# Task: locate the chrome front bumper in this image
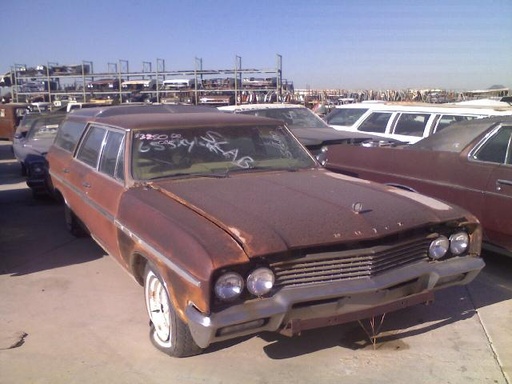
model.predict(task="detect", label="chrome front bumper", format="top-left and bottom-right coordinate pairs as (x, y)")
top-left (186, 256), bottom-right (484, 349)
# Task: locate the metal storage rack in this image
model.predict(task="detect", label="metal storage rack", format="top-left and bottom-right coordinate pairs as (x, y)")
top-left (9, 55), bottom-right (291, 107)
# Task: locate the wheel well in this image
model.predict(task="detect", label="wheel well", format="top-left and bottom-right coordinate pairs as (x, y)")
top-left (51, 188), bottom-right (65, 203)
top-left (130, 253), bottom-right (148, 286)
top-left (385, 183), bottom-right (418, 193)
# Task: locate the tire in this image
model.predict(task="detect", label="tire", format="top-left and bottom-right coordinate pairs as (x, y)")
top-left (144, 263), bottom-right (203, 357)
top-left (64, 204), bottom-right (88, 237)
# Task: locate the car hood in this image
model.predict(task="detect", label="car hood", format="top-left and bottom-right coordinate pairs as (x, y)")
top-left (152, 169), bottom-right (466, 258)
top-left (20, 138), bottom-right (54, 157)
top-left (292, 128), bottom-right (379, 148)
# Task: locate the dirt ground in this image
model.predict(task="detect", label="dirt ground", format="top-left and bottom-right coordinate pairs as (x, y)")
top-left (0, 140), bottom-right (510, 384)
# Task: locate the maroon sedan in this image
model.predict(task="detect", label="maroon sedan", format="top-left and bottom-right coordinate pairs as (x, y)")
top-left (324, 116), bottom-right (512, 255)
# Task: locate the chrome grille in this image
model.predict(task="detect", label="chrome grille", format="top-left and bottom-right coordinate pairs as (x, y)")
top-left (270, 237), bottom-right (431, 287)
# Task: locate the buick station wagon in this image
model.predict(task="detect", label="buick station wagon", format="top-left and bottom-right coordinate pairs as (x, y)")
top-left (46, 105), bottom-right (484, 357)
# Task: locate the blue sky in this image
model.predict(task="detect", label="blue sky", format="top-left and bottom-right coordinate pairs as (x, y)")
top-left (1, 0), bottom-right (511, 91)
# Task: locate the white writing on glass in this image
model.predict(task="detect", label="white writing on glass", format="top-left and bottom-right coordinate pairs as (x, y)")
top-left (135, 131), bottom-right (255, 168)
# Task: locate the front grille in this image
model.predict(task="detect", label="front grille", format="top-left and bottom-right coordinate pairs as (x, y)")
top-left (270, 237), bottom-right (431, 287)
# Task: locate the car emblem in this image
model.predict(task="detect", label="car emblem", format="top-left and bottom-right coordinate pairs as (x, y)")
top-left (352, 202), bottom-right (364, 214)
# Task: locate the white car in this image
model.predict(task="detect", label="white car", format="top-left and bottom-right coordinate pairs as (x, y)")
top-left (326, 102), bottom-right (512, 144)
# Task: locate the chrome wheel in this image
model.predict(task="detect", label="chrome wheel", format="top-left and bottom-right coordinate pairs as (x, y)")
top-left (145, 268), bottom-right (172, 348)
top-left (143, 264), bottom-right (203, 357)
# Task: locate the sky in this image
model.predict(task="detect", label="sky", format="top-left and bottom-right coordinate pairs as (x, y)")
top-left (1, 0), bottom-right (511, 91)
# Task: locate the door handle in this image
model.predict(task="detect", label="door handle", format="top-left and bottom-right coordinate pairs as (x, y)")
top-left (62, 168), bottom-right (70, 174)
top-left (82, 181), bottom-right (91, 188)
top-left (496, 179), bottom-right (512, 191)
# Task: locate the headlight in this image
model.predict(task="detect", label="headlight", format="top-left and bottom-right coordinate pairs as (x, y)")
top-left (449, 232), bottom-right (469, 255)
top-left (429, 236), bottom-right (449, 259)
top-left (214, 272), bottom-right (244, 301)
top-left (247, 268), bottom-right (275, 297)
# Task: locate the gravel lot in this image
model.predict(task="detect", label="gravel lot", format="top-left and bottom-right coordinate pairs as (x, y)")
top-left (0, 140), bottom-right (510, 384)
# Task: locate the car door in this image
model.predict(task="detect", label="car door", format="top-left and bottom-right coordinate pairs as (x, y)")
top-left (74, 124), bottom-right (126, 258)
top-left (471, 125), bottom-right (512, 251)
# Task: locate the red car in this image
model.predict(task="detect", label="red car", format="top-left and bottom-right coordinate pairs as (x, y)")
top-left (324, 116), bottom-right (512, 255)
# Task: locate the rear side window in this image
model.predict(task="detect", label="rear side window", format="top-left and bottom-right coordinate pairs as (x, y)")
top-left (472, 126), bottom-right (512, 164)
top-left (53, 120), bottom-right (88, 152)
top-left (357, 112), bottom-right (392, 133)
top-left (393, 113), bottom-right (430, 137)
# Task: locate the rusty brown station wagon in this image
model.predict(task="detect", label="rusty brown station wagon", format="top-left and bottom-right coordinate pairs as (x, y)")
top-left (324, 116), bottom-right (512, 256)
top-left (47, 104), bottom-right (484, 357)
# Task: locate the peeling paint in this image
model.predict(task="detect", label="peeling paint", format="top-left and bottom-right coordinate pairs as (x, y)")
top-left (389, 188), bottom-right (452, 211)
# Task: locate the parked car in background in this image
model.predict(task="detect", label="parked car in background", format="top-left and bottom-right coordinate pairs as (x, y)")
top-left (324, 115), bottom-right (512, 255)
top-left (218, 103), bottom-right (392, 162)
top-left (12, 112), bottom-right (66, 196)
top-left (46, 104), bottom-right (483, 357)
top-left (327, 102), bottom-right (512, 144)
top-left (0, 103), bottom-right (29, 140)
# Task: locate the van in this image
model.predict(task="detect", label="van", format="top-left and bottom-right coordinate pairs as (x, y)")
top-left (162, 79), bottom-right (197, 90)
top-left (326, 102), bottom-right (512, 143)
top-left (0, 103), bottom-right (29, 140)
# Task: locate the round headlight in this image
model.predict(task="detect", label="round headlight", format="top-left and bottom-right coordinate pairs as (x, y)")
top-left (214, 272), bottom-right (244, 301)
top-left (450, 232), bottom-right (469, 255)
top-left (247, 267), bottom-right (275, 297)
top-left (429, 236), bottom-right (449, 260)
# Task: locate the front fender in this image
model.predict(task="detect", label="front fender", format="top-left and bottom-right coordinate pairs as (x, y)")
top-left (116, 187), bottom-right (249, 314)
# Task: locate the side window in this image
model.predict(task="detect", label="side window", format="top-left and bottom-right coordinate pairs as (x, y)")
top-left (434, 115), bottom-right (476, 133)
top-left (54, 120), bottom-right (88, 152)
top-left (76, 126), bottom-right (107, 168)
top-left (99, 131), bottom-right (125, 180)
top-left (357, 112), bottom-right (392, 133)
top-left (393, 113), bottom-right (430, 137)
top-left (472, 126), bottom-right (512, 164)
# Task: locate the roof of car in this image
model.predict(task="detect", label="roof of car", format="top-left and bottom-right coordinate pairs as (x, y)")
top-left (66, 104), bottom-right (283, 130)
top-left (335, 101), bottom-right (512, 115)
top-left (218, 103), bottom-right (306, 112)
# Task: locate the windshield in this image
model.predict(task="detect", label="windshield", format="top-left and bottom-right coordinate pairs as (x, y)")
top-left (131, 124), bottom-right (317, 180)
top-left (27, 114), bottom-right (65, 140)
top-left (412, 118), bottom-right (499, 152)
top-left (239, 108), bottom-right (328, 129)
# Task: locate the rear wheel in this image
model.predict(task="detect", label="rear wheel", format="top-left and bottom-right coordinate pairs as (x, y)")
top-left (144, 263), bottom-right (203, 357)
top-left (64, 204), bottom-right (88, 237)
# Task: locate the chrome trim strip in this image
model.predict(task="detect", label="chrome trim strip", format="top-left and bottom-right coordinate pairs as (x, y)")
top-left (497, 179), bottom-right (512, 187)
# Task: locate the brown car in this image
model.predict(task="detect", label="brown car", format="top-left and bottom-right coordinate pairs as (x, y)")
top-left (324, 115), bottom-right (512, 255)
top-left (0, 103), bottom-right (29, 140)
top-left (47, 104), bottom-right (484, 357)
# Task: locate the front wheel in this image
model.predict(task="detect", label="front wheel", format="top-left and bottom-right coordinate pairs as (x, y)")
top-left (144, 264), bottom-right (203, 357)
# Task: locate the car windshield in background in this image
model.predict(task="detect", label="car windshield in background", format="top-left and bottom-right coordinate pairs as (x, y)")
top-left (325, 107), bottom-right (370, 126)
top-left (412, 118), bottom-right (498, 152)
top-left (131, 124), bottom-right (316, 180)
top-left (239, 108), bottom-right (328, 129)
top-left (28, 115), bottom-right (64, 140)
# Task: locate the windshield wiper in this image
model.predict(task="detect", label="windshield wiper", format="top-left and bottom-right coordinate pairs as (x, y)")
top-left (148, 171), bottom-right (229, 180)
